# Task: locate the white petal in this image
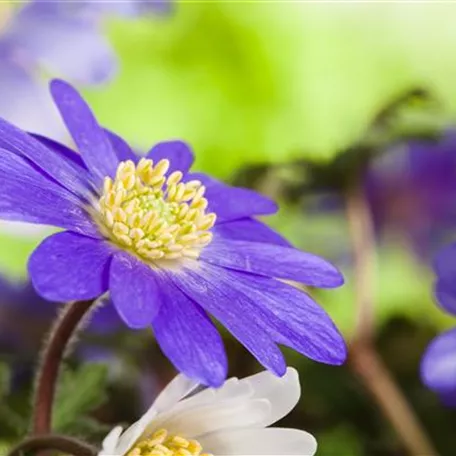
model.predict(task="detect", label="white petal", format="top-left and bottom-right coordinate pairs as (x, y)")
top-left (169, 367), bottom-right (299, 427)
top-left (140, 377), bottom-right (253, 439)
top-left (127, 369), bottom-right (301, 455)
top-left (98, 426), bottom-right (123, 456)
top-left (158, 398), bottom-right (272, 439)
top-left (215, 377), bottom-right (252, 401)
top-left (110, 403), bottom-right (160, 456)
top-left (152, 374), bottom-right (200, 413)
top-left (198, 428), bottom-right (317, 456)
top-left (248, 367), bottom-right (301, 427)
top-left (167, 377), bottom-right (253, 416)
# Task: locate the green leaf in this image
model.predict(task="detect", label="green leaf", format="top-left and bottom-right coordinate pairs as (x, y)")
top-left (0, 226), bottom-right (56, 280)
top-left (319, 245), bottom-right (453, 337)
top-left (268, 204), bottom-right (453, 336)
top-left (53, 364), bottom-right (108, 432)
top-left (0, 232), bottom-right (42, 279)
top-left (84, 3), bottom-right (421, 178)
top-left (316, 426), bottom-right (363, 456)
top-left (0, 363), bottom-right (10, 398)
top-left (0, 364), bottom-right (28, 438)
top-left (0, 404), bottom-right (27, 438)
top-left (0, 441), bottom-right (12, 456)
top-left (60, 417), bottom-right (113, 443)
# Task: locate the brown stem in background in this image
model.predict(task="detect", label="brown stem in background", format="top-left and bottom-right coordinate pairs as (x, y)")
top-left (32, 299), bottom-right (95, 435)
top-left (7, 434), bottom-right (97, 456)
top-left (346, 182), bottom-right (438, 456)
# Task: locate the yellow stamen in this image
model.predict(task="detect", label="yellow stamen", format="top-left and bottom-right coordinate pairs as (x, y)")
top-left (98, 159), bottom-right (216, 261)
top-left (127, 429), bottom-right (213, 456)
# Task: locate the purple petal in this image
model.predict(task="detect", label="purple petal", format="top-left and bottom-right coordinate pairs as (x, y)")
top-left (109, 252), bottom-right (162, 329)
top-left (29, 231), bottom-right (113, 302)
top-left (0, 58), bottom-right (68, 141)
top-left (99, 0), bottom-right (172, 16)
top-left (0, 115), bottom-right (91, 198)
top-left (435, 279), bottom-right (456, 316)
top-left (168, 268), bottom-right (286, 376)
top-left (188, 173), bottom-right (278, 222)
top-left (147, 141), bottom-right (194, 175)
top-left (213, 218), bottom-right (291, 247)
top-left (88, 298), bottom-right (122, 334)
top-left (200, 239), bottom-right (344, 288)
top-left (152, 276), bottom-right (227, 387)
top-left (31, 134), bottom-right (86, 169)
top-left (50, 79), bottom-right (119, 185)
top-left (434, 242), bottom-right (456, 282)
top-left (211, 267), bottom-right (346, 365)
top-left (0, 148), bottom-right (98, 236)
top-left (7, 4), bottom-right (116, 85)
top-left (440, 391), bottom-right (456, 407)
top-left (105, 129), bottom-right (137, 162)
top-left (421, 328), bottom-right (456, 395)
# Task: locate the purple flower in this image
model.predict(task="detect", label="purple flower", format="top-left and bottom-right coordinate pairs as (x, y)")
top-left (0, 79), bottom-right (346, 386)
top-left (0, 275), bottom-right (121, 369)
top-left (366, 131), bottom-right (456, 259)
top-left (421, 243), bottom-right (456, 405)
top-left (421, 329), bottom-right (456, 407)
top-left (0, 276), bottom-right (121, 337)
top-left (0, 0), bottom-right (166, 139)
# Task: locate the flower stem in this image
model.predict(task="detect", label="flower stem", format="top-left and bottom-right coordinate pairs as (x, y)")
top-left (7, 434), bottom-right (97, 456)
top-left (32, 299), bottom-right (95, 435)
top-left (345, 182), bottom-right (438, 456)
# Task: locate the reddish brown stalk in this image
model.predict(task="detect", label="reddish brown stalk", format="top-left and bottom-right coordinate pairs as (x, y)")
top-left (7, 434), bottom-right (97, 456)
top-left (346, 182), bottom-right (438, 456)
top-left (32, 299), bottom-right (95, 435)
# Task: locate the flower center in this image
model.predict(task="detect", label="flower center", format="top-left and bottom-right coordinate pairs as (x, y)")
top-left (98, 159), bottom-right (216, 261)
top-left (127, 429), bottom-right (212, 456)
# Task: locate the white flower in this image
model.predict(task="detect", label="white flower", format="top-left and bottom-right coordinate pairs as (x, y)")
top-left (99, 367), bottom-right (317, 456)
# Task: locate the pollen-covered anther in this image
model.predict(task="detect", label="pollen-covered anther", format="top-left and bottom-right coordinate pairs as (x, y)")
top-left (127, 429), bottom-right (213, 456)
top-left (98, 159), bottom-right (216, 261)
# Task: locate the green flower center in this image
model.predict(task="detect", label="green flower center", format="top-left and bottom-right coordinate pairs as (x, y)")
top-left (98, 159), bottom-right (216, 261)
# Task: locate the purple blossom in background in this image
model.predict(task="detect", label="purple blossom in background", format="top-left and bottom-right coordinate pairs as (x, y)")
top-left (0, 275), bottom-right (121, 370)
top-left (0, 0), bottom-right (167, 140)
top-left (421, 244), bottom-right (456, 406)
top-left (366, 131), bottom-right (456, 259)
top-left (0, 79), bottom-right (346, 387)
top-left (0, 277), bottom-right (56, 356)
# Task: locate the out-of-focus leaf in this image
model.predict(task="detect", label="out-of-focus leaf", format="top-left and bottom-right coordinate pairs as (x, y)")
top-left (316, 426), bottom-right (363, 456)
top-left (53, 364), bottom-right (108, 432)
top-left (0, 405), bottom-right (27, 438)
top-left (0, 225), bottom-right (56, 279)
top-left (269, 204), bottom-right (453, 336)
top-left (318, 245), bottom-right (453, 337)
top-left (0, 365), bottom-right (27, 438)
top-left (0, 441), bottom-right (11, 455)
top-left (392, 3), bottom-right (456, 116)
top-left (85, 3), bottom-right (420, 177)
top-left (61, 417), bottom-right (113, 443)
top-left (0, 232), bottom-right (40, 279)
top-left (0, 363), bottom-right (10, 398)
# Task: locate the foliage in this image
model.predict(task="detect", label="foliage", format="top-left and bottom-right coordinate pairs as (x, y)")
top-left (53, 364), bottom-right (110, 440)
top-left (84, 2), bottom-right (456, 178)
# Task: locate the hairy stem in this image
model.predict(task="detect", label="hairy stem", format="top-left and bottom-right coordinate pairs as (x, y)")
top-left (32, 299), bottom-right (95, 435)
top-left (346, 182), bottom-right (438, 456)
top-left (7, 434), bottom-right (97, 456)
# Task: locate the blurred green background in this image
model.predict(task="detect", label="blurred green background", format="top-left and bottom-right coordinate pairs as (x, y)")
top-left (2, 2), bottom-right (456, 455)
